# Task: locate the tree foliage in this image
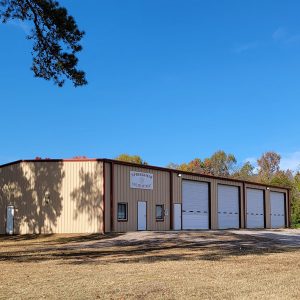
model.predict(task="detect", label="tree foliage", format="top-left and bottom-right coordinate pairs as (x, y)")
top-left (177, 158), bottom-right (203, 173)
top-left (0, 0), bottom-right (87, 87)
top-left (115, 154), bottom-right (148, 165)
top-left (171, 151), bottom-right (237, 177)
top-left (257, 151), bottom-right (281, 182)
top-left (232, 161), bottom-right (254, 180)
top-left (203, 151), bottom-right (237, 177)
top-left (292, 173), bottom-right (300, 225)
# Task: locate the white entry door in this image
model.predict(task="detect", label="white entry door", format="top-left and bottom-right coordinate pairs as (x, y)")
top-left (6, 206), bottom-right (14, 235)
top-left (246, 189), bottom-right (265, 228)
top-left (173, 203), bottom-right (182, 230)
top-left (182, 180), bottom-right (209, 229)
top-left (217, 185), bottom-right (240, 229)
top-left (270, 192), bottom-right (285, 228)
top-left (137, 201), bottom-right (147, 230)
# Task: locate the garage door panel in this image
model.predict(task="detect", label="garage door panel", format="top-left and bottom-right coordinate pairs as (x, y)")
top-left (182, 181), bottom-right (209, 230)
top-left (182, 212), bottom-right (208, 229)
top-left (218, 185), bottom-right (239, 229)
top-left (246, 189), bottom-right (264, 228)
top-left (270, 192), bottom-right (285, 228)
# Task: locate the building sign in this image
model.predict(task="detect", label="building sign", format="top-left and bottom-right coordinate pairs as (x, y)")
top-left (130, 171), bottom-right (153, 190)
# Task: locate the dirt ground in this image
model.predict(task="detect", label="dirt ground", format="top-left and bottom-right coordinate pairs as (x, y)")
top-left (0, 230), bottom-right (300, 300)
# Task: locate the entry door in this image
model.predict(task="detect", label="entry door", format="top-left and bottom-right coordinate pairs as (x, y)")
top-left (217, 185), bottom-right (240, 229)
top-left (6, 206), bottom-right (14, 235)
top-left (137, 201), bottom-right (147, 230)
top-left (173, 203), bottom-right (182, 230)
top-left (246, 189), bottom-right (265, 228)
top-left (270, 192), bottom-right (285, 228)
top-left (182, 180), bottom-right (209, 229)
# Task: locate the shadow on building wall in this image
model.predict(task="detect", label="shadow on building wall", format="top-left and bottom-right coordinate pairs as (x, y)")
top-left (70, 163), bottom-right (103, 227)
top-left (0, 162), bottom-right (65, 234)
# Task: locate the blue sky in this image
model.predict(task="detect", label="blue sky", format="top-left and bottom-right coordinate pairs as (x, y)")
top-left (1, 0), bottom-right (300, 169)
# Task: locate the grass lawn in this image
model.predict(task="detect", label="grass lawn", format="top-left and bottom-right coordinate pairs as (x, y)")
top-left (0, 231), bottom-right (299, 299)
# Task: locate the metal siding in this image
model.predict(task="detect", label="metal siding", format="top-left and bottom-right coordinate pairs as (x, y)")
top-left (114, 164), bottom-right (170, 232)
top-left (104, 162), bottom-right (111, 232)
top-left (0, 163), bottom-right (28, 234)
top-left (244, 184), bottom-right (287, 229)
top-left (211, 179), bottom-right (217, 229)
top-left (172, 175), bottom-right (244, 230)
top-left (0, 161), bottom-right (104, 234)
top-left (0, 159), bottom-right (291, 234)
top-left (112, 169), bottom-right (288, 232)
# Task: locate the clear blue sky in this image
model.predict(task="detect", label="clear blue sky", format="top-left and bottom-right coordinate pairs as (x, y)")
top-left (1, 0), bottom-right (300, 169)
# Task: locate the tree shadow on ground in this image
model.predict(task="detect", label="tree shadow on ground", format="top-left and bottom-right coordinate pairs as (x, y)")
top-left (0, 234), bottom-right (54, 242)
top-left (0, 233), bottom-right (122, 248)
top-left (0, 231), bottom-right (299, 265)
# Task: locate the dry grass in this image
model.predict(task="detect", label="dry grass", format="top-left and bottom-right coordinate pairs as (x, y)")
top-left (0, 231), bottom-right (299, 299)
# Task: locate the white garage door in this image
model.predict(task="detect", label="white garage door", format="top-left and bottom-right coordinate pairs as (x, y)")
top-left (218, 185), bottom-right (239, 229)
top-left (270, 192), bottom-right (286, 228)
top-left (246, 189), bottom-right (264, 228)
top-left (182, 181), bottom-right (209, 229)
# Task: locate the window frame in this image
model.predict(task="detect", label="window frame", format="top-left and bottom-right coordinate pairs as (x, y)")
top-left (155, 204), bottom-right (165, 222)
top-left (117, 202), bottom-right (128, 222)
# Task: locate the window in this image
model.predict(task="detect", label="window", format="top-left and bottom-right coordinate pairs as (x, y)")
top-left (117, 203), bottom-right (128, 221)
top-left (156, 204), bottom-right (164, 221)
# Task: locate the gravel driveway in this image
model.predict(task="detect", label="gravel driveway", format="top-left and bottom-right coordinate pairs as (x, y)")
top-left (231, 229), bottom-right (300, 247)
top-left (60, 228), bottom-right (300, 250)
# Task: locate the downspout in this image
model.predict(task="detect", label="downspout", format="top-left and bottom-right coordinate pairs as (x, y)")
top-left (102, 161), bottom-right (106, 233)
top-left (287, 189), bottom-right (291, 228)
top-left (110, 162), bottom-right (114, 232)
top-left (242, 182), bottom-right (246, 229)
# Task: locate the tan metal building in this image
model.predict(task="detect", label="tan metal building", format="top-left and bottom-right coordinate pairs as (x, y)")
top-left (0, 158), bottom-right (290, 235)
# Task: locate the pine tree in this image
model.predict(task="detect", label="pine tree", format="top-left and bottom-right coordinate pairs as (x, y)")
top-left (0, 0), bottom-right (87, 87)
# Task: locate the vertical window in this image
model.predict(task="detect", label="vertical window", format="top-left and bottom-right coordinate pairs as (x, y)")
top-left (156, 204), bottom-right (164, 221)
top-left (117, 203), bottom-right (128, 221)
